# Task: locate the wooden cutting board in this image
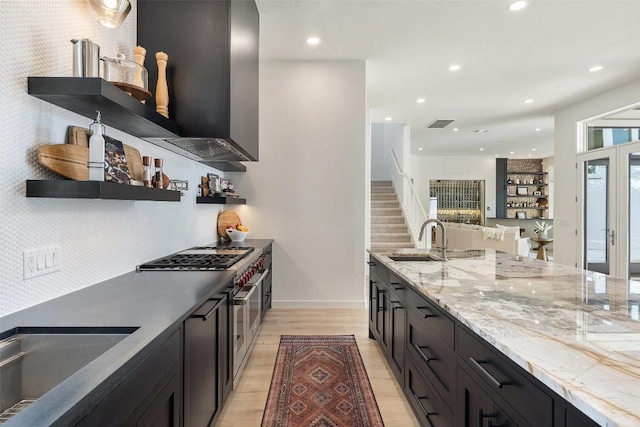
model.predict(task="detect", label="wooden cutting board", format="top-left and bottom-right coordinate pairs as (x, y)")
top-left (38, 144), bottom-right (90, 180)
top-left (67, 126), bottom-right (144, 181)
top-left (217, 211), bottom-right (241, 239)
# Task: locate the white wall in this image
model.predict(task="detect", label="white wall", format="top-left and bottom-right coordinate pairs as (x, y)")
top-left (0, 0), bottom-right (232, 316)
top-left (234, 60), bottom-right (367, 308)
top-left (554, 77), bottom-right (640, 268)
top-left (410, 156), bottom-right (497, 219)
top-left (371, 124), bottom-right (387, 180)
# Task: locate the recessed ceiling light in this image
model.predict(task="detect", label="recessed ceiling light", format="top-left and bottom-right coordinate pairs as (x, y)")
top-left (535, 128), bottom-right (541, 132)
top-left (479, 148), bottom-right (485, 151)
top-left (528, 154), bottom-right (533, 157)
top-left (419, 147), bottom-right (423, 151)
top-left (448, 65), bottom-right (461, 71)
top-left (306, 37), bottom-right (320, 45)
top-left (495, 154), bottom-right (499, 157)
top-left (453, 128), bottom-right (459, 132)
top-left (417, 98), bottom-right (426, 103)
top-left (532, 148), bottom-right (537, 152)
top-left (589, 65), bottom-right (603, 72)
top-left (385, 117), bottom-right (392, 121)
top-left (508, 1), bottom-right (527, 11)
top-left (523, 99), bottom-right (534, 104)
top-left (510, 151), bottom-right (515, 154)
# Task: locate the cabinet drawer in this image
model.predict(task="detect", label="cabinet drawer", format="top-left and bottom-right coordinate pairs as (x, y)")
top-left (405, 353), bottom-right (454, 427)
top-left (458, 327), bottom-right (553, 427)
top-left (368, 256), bottom-right (389, 284)
top-left (388, 271), bottom-right (406, 302)
top-left (406, 288), bottom-right (455, 350)
top-left (406, 308), bottom-right (455, 409)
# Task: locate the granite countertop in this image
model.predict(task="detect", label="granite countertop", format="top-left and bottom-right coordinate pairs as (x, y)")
top-left (0, 239), bottom-right (273, 426)
top-left (370, 248), bottom-right (640, 427)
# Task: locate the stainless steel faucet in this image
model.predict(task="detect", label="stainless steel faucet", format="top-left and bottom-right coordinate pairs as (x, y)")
top-left (418, 218), bottom-right (447, 251)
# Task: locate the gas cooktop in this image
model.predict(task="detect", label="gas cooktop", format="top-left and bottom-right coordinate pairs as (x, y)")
top-left (137, 246), bottom-right (254, 271)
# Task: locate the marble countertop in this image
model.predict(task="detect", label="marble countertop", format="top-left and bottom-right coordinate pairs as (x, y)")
top-left (370, 249), bottom-right (640, 427)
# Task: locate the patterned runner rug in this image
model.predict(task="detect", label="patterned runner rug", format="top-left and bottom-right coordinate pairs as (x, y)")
top-left (261, 335), bottom-right (384, 427)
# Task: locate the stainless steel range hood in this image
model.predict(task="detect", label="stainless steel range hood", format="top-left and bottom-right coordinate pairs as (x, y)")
top-left (144, 137), bottom-right (252, 162)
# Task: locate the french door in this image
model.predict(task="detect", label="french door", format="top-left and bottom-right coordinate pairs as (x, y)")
top-left (579, 141), bottom-right (640, 279)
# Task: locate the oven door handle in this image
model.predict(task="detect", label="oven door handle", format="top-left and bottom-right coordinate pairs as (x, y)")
top-left (234, 284), bottom-right (258, 304)
top-left (248, 268), bottom-right (270, 286)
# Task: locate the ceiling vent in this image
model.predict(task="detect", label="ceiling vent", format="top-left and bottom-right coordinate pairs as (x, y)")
top-left (474, 129), bottom-right (489, 133)
top-left (425, 119), bottom-right (455, 129)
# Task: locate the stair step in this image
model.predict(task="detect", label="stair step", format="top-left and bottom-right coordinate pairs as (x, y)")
top-left (371, 217), bottom-right (405, 225)
top-left (371, 181), bottom-right (392, 188)
top-left (371, 201), bottom-right (400, 209)
top-left (371, 233), bottom-right (412, 243)
top-left (370, 242), bottom-right (415, 250)
top-left (371, 224), bottom-right (408, 233)
top-left (372, 208), bottom-right (402, 217)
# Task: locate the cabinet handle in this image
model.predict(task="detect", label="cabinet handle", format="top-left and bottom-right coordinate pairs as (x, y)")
top-left (390, 301), bottom-right (403, 310)
top-left (367, 261), bottom-right (376, 266)
top-left (416, 306), bottom-right (436, 318)
top-left (190, 298), bottom-right (225, 321)
top-left (412, 393), bottom-right (437, 418)
top-left (413, 343), bottom-right (434, 363)
top-left (469, 357), bottom-right (504, 389)
top-left (391, 283), bottom-right (404, 291)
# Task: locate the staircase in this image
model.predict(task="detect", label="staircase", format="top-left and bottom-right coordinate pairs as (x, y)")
top-left (370, 181), bottom-right (414, 250)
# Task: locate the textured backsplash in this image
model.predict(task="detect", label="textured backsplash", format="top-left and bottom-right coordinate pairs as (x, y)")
top-left (0, 0), bottom-right (228, 316)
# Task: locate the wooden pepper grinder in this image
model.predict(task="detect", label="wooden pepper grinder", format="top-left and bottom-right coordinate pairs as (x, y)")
top-left (133, 45), bottom-right (147, 102)
top-left (155, 51), bottom-right (169, 118)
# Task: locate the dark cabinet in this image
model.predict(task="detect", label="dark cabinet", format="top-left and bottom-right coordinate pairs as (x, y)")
top-left (405, 353), bottom-right (454, 427)
top-left (457, 365), bottom-right (517, 427)
top-left (368, 257), bottom-right (600, 427)
top-left (138, 0), bottom-right (259, 165)
top-left (75, 329), bottom-right (182, 427)
top-left (184, 289), bottom-right (233, 427)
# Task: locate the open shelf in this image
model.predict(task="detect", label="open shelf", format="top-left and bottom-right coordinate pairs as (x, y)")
top-left (27, 77), bottom-right (246, 172)
top-left (196, 196), bottom-right (246, 205)
top-left (28, 77), bottom-right (179, 138)
top-left (507, 171), bottom-right (548, 175)
top-left (26, 180), bottom-right (182, 202)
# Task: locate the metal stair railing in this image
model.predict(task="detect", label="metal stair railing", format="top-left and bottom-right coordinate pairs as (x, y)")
top-left (390, 149), bottom-right (428, 248)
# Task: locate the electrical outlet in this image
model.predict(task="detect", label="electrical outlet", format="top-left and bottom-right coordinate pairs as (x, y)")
top-left (23, 246), bottom-right (61, 280)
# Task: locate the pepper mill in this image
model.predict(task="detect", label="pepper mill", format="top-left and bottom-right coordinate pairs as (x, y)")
top-left (155, 51), bottom-right (169, 118)
top-left (142, 156), bottom-right (152, 188)
top-left (133, 45), bottom-right (147, 102)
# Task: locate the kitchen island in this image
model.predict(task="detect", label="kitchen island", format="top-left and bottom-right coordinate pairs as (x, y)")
top-left (369, 249), bottom-right (640, 427)
top-left (0, 239), bottom-right (273, 426)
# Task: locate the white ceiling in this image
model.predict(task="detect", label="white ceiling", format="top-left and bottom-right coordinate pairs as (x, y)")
top-left (256, 0), bottom-right (640, 159)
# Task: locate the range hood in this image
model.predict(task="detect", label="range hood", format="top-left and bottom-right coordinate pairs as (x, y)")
top-left (138, 0), bottom-right (259, 170)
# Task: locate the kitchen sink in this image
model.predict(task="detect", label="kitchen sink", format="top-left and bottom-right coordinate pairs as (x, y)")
top-left (387, 248), bottom-right (486, 262)
top-left (0, 326), bottom-right (137, 424)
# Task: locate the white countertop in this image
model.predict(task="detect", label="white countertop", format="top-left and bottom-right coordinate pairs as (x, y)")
top-left (370, 249), bottom-right (640, 427)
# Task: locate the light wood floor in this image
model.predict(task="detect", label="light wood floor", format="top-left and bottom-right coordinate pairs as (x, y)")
top-left (216, 308), bottom-right (420, 426)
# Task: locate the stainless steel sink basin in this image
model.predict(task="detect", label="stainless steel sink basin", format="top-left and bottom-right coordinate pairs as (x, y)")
top-left (387, 248), bottom-right (486, 262)
top-left (0, 326), bottom-right (137, 424)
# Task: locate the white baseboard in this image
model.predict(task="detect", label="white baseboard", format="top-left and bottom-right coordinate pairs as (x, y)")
top-left (272, 300), bottom-right (366, 309)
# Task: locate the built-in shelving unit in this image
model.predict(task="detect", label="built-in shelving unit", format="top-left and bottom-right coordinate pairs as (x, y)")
top-left (196, 197), bottom-right (246, 205)
top-left (496, 159), bottom-right (550, 219)
top-left (26, 180), bottom-right (181, 202)
top-left (27, 77), bottom-right (246, 172)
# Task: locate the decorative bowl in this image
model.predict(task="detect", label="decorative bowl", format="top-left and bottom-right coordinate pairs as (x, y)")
top-left (226, 229), bottom-right (249, 242)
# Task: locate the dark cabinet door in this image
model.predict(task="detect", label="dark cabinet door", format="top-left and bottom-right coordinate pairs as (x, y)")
top-left (133, 371), bottom-right (180, 427)
top-left (369, 277), bottom-right (378, 338)
top-left (389, 297), bottom-right (405, 386)
top-left (405, 353), bottom-right (454, 427)
top-left (457, 366), bottom-right (517, 427)
top-left (376, 282), bottom-right (389, 352)
top-left (184, 296), bottom-right (229, 427)
top-left (218, 291), bottom-right (234, 405)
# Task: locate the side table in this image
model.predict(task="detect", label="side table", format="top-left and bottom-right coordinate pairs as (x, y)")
top-left (531, 238), bottom-right (553, 261)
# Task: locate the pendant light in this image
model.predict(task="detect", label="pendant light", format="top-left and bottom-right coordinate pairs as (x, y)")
top-left (88, 0), bottom-right (131, 29)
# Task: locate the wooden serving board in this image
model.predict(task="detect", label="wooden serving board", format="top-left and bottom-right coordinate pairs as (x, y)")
top-left (67, 126), bottom-right (144, 181)
top-left (217, 210), bottom-right (241, 239)
top-left (38, 144), bottom-right (90, 180)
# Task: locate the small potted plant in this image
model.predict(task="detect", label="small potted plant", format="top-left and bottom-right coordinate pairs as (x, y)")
top-left (534, 221), bottom-right (553, 239)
